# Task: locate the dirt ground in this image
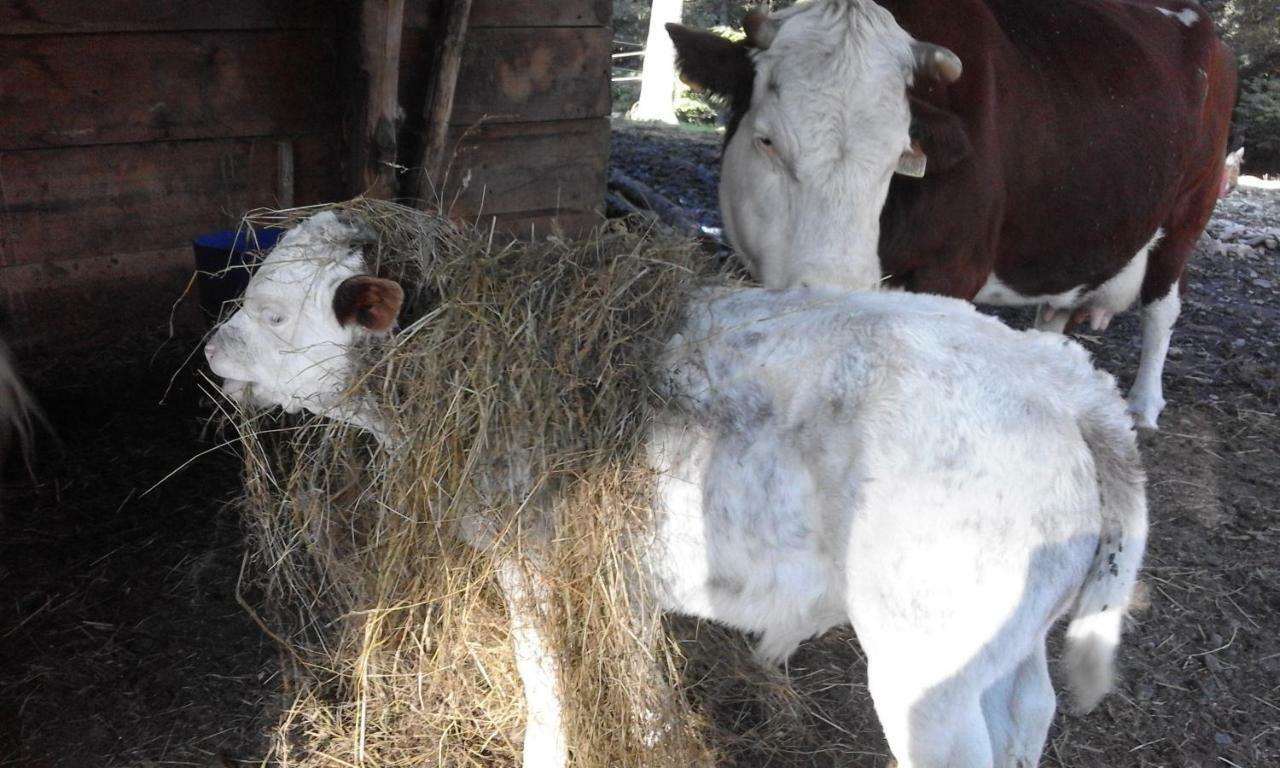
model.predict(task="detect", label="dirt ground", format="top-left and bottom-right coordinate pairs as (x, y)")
top-left (1, 122), bottom-right (1277, 767)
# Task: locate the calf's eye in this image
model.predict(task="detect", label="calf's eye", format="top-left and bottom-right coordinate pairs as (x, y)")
top-left (266, 311), bottom-right (286, 327)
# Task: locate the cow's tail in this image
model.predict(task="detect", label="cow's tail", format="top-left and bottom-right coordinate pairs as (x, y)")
top-left (1062, 403), bottom-right (1148, 714)
top-left (0, 337), bottom-right (42, 474)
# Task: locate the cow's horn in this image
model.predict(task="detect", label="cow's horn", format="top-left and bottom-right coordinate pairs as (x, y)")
top-left (744, 9), bottom-right (779, 49)
top-left (911, 42), bottom-right (963, 83)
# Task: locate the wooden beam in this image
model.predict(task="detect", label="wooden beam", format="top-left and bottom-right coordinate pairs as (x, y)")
top-left (607, 171), bottom-right (700, 237)
top-left (414, 0), bottom-right (474, 205)
top-left (349, 0), bottom-right (406, 199)
top-left (0, 1), bottom-right (336, 35)
top-left (0, 136), bottom-right (342, 268)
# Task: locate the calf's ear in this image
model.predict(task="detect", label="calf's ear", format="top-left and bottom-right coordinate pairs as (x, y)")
top-left (666, 23), bottom-right (754, 101)
top-left (333, 276), bottom-right (404, 333)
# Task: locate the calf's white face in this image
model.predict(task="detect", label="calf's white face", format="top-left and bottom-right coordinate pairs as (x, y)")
top-left (670, 0), bottom-right (961, 290)
top-left (204, 212), bottom-right (402, 422)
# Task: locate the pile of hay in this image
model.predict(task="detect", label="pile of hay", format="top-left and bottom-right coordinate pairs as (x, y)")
top-left (224, 200), bottom-right (726, 766)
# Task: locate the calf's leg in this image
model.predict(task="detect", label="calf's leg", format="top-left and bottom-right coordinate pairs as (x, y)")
top-left (868, 659), bottom-right (994, 768)
top-left (982, 642), bottom-right (1055, 768)
top-left (494, 556), bottom-right (569, 768)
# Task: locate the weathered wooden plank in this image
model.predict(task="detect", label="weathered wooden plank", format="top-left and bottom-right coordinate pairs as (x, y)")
top-left (403, 0), bottom-right (610, 29)
top-left (0, 1), bottom-right (337, 34)
top-left (0, 32), bottom-right (339, 150)
top-left (414, 0), bottom-right (473, 201)
top-left (432, 118), bottom-right (608, 219)
top-left (0, 208), bottom-right (600, 351)
top-left (0, 0), bottom-right (608, 34)
top-left (0, 247), bottom-right (202, 350)
top-left (400, 27), bottom-right (610, 126)
top-left (0, 136), bottom-right (342, 268)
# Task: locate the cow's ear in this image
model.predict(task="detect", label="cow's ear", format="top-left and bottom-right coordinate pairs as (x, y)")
top-left (905, 97), bottom-right (972, 174)
top-left (666, 23), bottom-right (754, 101)
top-left (333, 276), bottom-right (403, 333)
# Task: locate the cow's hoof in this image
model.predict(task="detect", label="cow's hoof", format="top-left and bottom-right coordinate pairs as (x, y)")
top-left (1125, 395), bottom-right (1163, 431)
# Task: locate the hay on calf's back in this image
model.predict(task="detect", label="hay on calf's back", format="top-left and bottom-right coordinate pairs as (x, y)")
top-left (228, 200), bottom-right (721, 767)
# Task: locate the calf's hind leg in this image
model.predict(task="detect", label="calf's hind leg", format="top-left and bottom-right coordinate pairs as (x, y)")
top-left (981, 642), bottom-right (1055, 768)
top-left (868, 659), bottom-right (994, 768)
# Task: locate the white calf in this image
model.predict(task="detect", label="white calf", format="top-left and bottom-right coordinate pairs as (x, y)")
top-left (206, 213), bottom-right (1148, 768)
top-left (203, 212), bottom-right (402, 443)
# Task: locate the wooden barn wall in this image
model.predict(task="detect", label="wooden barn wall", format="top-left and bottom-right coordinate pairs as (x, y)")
top-left (0, 0), bottom-right (612, 351)
top-left (0, 2), bottom-right (345, 350)
top-left (398, 0), bottom-right (612, 237)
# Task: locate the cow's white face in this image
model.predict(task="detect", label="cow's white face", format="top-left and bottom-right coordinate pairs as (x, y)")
top-left (723, 1), bottom-right (916, 290)
top-left (670, 0), bottom-right (961, 291)
top-left (204, 212), bottom-right (402, 433)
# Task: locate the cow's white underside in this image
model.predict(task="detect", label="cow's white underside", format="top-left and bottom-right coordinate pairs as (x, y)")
top-left (972, 229), bottom-right (1173, 428)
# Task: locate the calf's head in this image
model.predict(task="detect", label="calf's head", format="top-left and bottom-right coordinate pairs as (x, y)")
top-left (669, 0), bottom-right (961, 290)
top-left (204, 211), bottom-right (403, 434)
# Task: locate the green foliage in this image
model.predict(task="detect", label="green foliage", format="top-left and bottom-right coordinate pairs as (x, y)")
top-left (1237, 74), bottom-right (1280, 167)
top-left (612, 81), bottom-right (641, 116)
top-left (674, 89), bottom-right (719, 124)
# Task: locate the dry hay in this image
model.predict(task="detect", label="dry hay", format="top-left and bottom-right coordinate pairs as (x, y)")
top-left (221, 199), bottom-right (730, 767)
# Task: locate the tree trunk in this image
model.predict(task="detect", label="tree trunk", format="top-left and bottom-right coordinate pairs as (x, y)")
top-left (629, 0), bottom-right (683, 124)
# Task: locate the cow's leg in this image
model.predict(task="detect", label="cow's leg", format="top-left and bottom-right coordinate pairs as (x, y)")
top-left (1128, 284), bottom-right (1180, 430)
top-left (868, 660), bottom-right (993, 768)
top-left (1130, 135), bottom-right (1227, 429)
top-left (982, 642), bottom-right (1055, 768)
top-left (494, 556), bottom-right (569, 768)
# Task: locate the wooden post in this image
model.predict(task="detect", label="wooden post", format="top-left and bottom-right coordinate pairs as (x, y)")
top-left (415, 0), bottom-right (474, 206)
top-left (350, 0), bottom-right (405, 199)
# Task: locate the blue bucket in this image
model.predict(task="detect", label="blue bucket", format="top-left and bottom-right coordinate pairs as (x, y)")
top-left (192, 228), bottom-right (285, 323)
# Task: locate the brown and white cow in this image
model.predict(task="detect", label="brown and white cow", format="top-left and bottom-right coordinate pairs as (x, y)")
top-left (668, 0), bottom-right (1237, 429)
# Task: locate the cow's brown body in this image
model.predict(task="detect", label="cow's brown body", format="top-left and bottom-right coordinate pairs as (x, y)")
top-left (878, 0), bottom-right (1236, 304)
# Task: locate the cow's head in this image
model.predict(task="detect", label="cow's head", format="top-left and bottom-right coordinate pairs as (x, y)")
top-left (204, 211), bottom-right (403, 440)
top-left (669, 0), bottom-right (961, 290)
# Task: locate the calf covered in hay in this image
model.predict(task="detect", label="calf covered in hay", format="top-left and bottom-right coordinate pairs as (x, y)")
top-left (206, 206), bottom-right (1147, 768)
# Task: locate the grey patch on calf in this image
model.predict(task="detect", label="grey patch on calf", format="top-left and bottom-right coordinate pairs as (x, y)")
top-left (708, 575), bottom-right (746, 598)
top-left (713, 384), bottom-right (775, 432)
top-left (733, 331), bottom-right (766, 350)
